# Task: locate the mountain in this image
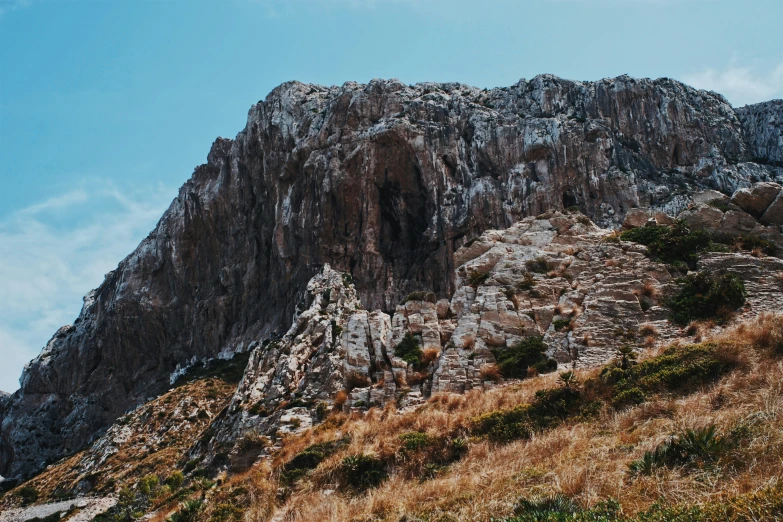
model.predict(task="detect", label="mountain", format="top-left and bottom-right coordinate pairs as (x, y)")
top-left (2, 74), bottom-right (782, 483)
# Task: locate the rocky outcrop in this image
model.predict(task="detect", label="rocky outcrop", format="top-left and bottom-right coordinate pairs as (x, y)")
top-left (211, 211), bottom-right (692, 461)
top-left (3, 75), bottom-right (783, 479)
top-left (736, 99), bottom-right (783, 167)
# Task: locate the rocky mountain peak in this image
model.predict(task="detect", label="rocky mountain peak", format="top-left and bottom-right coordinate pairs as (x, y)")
top-left (2, 75), bottom-right (783, 481)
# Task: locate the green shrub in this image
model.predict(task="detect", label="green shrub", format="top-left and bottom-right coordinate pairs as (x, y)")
top-left (706, 198), bottom-right (731, 212)
top-left (471, 386), bottom-right (598, 443)
top-left (173, 351), bottom-right (251, 386)
top-left (167, 499), bottom-right (203, 522)
top-left (552, 319), bottom-right (571, 331)
top-left (394, 333), bottom-right (424, 369)
top-left (517, 272), bottom-right (536, 291)
top-left (210, 503), bottom-right (245, 522)
top-left (732, 235), bottom-right (776, 255)
top-left (339, 453), bottom-right (386, 490)
top-left (403, 291), bottom-right (437, 304)
top-left (667, 272), bottom-right (746, 325)
top-left (629, 425), bottom-right (734, 475)
top-left (609, 343), bottom-right (733, 408)
top-left (17, 485), bottom-right (39, 505)
top-left (165, 471), bottom-right (184, 490)
top-left (330, 319), bottom-right (342, 340)
top-left (492, 337), bottom-right (557, 379)
top-left (280, 439), bottom-right (347, 486)
top-left (399, 431), bottom-right (431, 451)
top-left (621, 221), bottom-right (712, 269)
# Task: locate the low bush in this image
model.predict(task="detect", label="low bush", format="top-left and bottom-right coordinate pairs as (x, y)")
top-left (603, 343), bottom-right (734, 408)
top-left (629, 425), bottom-right (734, 475)
top-left (620, 221), bottom-right (712, 269)
top-left (492, 337), bottom-right (557, 379)
top-left (173, 351), bottom-right (251, 386)
top-left (517, 272), bottom-right (536, 291)
top-left (280, 439), bottom-right (348, 486)
top-left (166, 499), bottom-right (203, 522)
top-left (339, 453), bottom-right (386, 490)
top-left (667, 272), bottom-right (746, 325)
top-left (403, 291), bottom-right (437, 304)
top-left (394, 333), bottom-right (424, 369)
top-left (471, 386), bottom-right (599, 443)
top-left (17, 485), bottom-right (39, 505)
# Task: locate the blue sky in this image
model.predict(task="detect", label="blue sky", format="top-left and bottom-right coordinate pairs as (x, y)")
top-left (0, 0), bottom-right (782, 392)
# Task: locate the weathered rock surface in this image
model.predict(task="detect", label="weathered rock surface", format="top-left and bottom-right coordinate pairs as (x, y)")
top-left (4, 75), bottom-right (783, 479)
top-left (736, 99), bottom-right (783, 166)
top-left (211, 212), bottom-right (695, 462)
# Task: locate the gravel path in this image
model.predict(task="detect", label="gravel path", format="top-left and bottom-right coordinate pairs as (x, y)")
top-left (0, 497), bottom-right (116, 522)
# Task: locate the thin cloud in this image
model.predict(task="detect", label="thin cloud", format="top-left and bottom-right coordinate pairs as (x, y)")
top-left (0, 0), bottom-right (34, 18)
top-left (19, 188), bottom-right (88, 215)
top-left (683, 62), bottom-right (783, 107)
top-left (0, 182), bottom-right (173, 393)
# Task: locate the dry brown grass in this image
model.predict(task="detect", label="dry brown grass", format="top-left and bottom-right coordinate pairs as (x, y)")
top-left (422, 348), bottom-right (440, 365)
top-left (479, 364), bottom-right (503, 383)
top-left (259, 315), bottom-right (783, 521)
top-left (638, 323), bottom-right (658, 337)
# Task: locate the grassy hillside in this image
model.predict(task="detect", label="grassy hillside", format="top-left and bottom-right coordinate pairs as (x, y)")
top-left (198, 315), bottom-right (783, 521)
top-left (5, 317), bottom-right (783, 522)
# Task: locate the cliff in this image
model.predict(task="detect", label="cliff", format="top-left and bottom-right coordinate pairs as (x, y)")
top-left (2, 74), bottom-right (782, 480)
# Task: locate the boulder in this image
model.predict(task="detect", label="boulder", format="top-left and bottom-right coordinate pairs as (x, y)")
top-left (729, 182), bottom-right (781, 218)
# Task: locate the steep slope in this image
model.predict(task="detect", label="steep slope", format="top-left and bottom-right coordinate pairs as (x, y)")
top-left (2, 75), bottom-right (782, 480)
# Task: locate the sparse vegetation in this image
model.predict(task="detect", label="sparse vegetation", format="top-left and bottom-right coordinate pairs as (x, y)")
top-left (620, 220), bottom-right (712, 269)
top-left (467, 270), bottom-right (490, 286)
top-left (492, 336), bottom-right (557, 378)
top-left (525, 257), bottom-right (551, 274)
top-left (628, 424), bottom-right (735, 476)
top-left (667, 271), bottom-right (746, 325)
top-left (394, 332), bottom-right (424, 369)
top-left (402, 291), bottom-right (437, 303)
top-left (339, 453), bottom-right (385, 490)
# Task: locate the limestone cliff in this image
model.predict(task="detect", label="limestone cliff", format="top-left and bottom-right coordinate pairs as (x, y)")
top-left (2, 75), bottom-right (782, 480)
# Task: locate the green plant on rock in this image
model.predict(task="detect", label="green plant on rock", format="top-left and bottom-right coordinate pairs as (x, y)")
top-left (467, 270), bottom-right (490, 286)
top-left (394, 332), bottom-right (424, 369)
top-left (492, 337), bottom-right (557, 379)
top-left (667, 271), bottom-right (746, 325)
top-left (403, 291), bottom-right (437, 304)
top-left (620, 220), bottom-right (712, 269)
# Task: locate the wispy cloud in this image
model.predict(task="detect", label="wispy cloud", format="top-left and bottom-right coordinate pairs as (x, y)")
top-left (0, 0), bottom-right (34, 19)
top-left (0, 181), bottom-right (173, 393)
top-left (683, 62), bottom-right (783, 107)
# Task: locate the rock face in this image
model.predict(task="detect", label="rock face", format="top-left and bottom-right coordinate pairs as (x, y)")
top-left (736, 100), bottom-right (783, 167)
top-left (211, 211), bottom-right (692, 459)
top-left (3, 75), bottom-right (783, 479)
